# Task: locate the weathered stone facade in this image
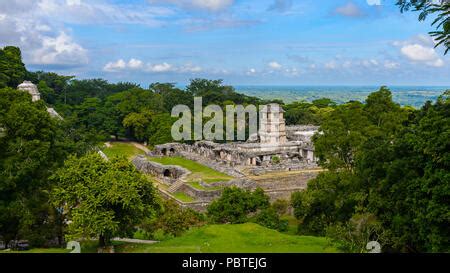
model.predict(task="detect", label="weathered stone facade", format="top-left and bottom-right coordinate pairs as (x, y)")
top-left (17, 81), bottom-right (41, 102)
top-left (17, 81), bottom-right (63, 119)
top-left (133, 103), bottom-right (321, 211)
top-left (152, 103), bottom-right (317, 170)
top-left (132, 155), bottom-right (190, 185)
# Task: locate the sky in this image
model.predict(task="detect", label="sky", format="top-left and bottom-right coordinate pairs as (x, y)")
top-left (0, 0), bottom-right (449, 86)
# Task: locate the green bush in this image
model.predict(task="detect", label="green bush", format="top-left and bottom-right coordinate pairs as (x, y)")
top-left (271, 156), bottom-right (281, 164)
top-left (325, 213), bottom-right (389, 253)
top-left (272, 199), bottom-right (289, 215)
top-left (207, 187), bottom-right (270, 224)
top-left (141, 199), bottom-right (205, 239)
top-left (255, 208), bottom-right (288, 232)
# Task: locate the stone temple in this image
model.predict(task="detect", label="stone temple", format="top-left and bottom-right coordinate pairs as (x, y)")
top-left (152, 103), bottom-right (318, 175)
top-left (17, 81), bottom-right (62, 119)
top-left (17, 81), bottom-right (41, 102)
top-left (134, 103), bottom-right (320, 211)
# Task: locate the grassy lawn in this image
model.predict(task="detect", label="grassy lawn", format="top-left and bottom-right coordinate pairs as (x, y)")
top-left (115, 223), bottom-right (338, 253)
top-left (281, 215), bottom-right (301, 235)
top-left (148, 156), bottom-right (232, 183)
top-left (188, 181), bottom-right (223, 191)
top-left (173, 191), bottom-right (195, 202)
top-left (3, 224), bottom-right (338, 253)
top-left (102, 142), bottom-right (144, 160)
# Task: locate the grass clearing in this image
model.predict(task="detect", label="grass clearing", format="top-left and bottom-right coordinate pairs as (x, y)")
top-left (114, 223), bottom-right (338, 253)
top-left (102, 142), bottom-right (144, 160)
top-left (3, 224), bottom-right (338, 253)
top-left (148, 156), bottom-right (232, 183)
top-left (188, 181), bottom-right (222, 191)
top-left (173, 191), bottom-right (195, 202)
top-left (281, 215), bottom-right (301, 235)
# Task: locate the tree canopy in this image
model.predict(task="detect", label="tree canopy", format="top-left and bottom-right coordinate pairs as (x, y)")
top-left (292, 87), bottom-right (449, 252)
top-left (50, 153), bottom-right (160, 246)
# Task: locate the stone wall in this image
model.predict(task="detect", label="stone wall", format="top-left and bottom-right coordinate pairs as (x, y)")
top-left (158, 187), bottom-right (210, 212)
top-left (132, 155), bottom-right (190, 184)
top-left (178, 184), bottom-right (223, 201)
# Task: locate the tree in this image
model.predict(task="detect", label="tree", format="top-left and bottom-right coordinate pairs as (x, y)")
top-left (313, 101), bottom-right (371, 171)
top-left (365, 92), bottom-right (449, 252)
top-left (50, 153), bottom-right (160, 247)
top-left (293, 88), bottom-right (449, 252)
top-left (187, 78), bottom-right (261, 106)
top-left (26, 71), bottom-right (74, 104)
top-left (207, 187), bottom-right (269, 224)
top-left (0, 46), bottom-right (26, 88)
top-left (37, 81), bottom-right (57, 105)
top-left (141, 199), bottom-right (205, 238)
top-left (123, 111), bottom-right (151, 142)
top-left (0, 87), bottom-right (78, 247)
top-left (397, 0), bottom-right (450, 54)
top-left (150, 82), bottom-right (193, 111)
top-left (146, 113), bottom-right (176, 145)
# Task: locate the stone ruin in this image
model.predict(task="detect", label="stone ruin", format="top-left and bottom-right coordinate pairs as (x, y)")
top-left (151, 104), bottom-right (319, 173)
top-left (17, 81), bottom-right (41, 102)
top-left (137, 103), bottom-right (321, 211)
top-left (17, 81), bottom-right (62, 119)
top-left (132, 155), bottom-right (190, 185)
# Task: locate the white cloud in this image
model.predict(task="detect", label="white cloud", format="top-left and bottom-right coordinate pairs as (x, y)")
top-left (268, 61), bottom-right (282, 70)
top-left (179, 63), bottom-right (203, 73)
top-left (104, 59), bottom-right (127, 72)
top-left (284, 67), bottom-right (300, 76)
top-left (148, 0), bottom-right (234, 12)
top-left (384, 60), bottom-right (399, 69)
top-left (147, 62), bottom-right (173, 72)
top-left (66, 0), bottom-right (81, 6)
top-left (38, 0), bottom-right (171, 27)
top-left (400, 44), bottom-right (445, 67)
top-left (0, 1), bottom-right (90, 67)
top-left (322, 58), bottom-right (400, 71)
top-left (246, 68), bottom-right (257, 75)
top-left (334, 2), bottom-right (364, 17)
top-left (128, 58), bottom-right (144, 69)
top-left (325, 61), bottom-right (337, 69)
top-left (103, 59), bottom-right (202, 74)
top-left (362, 59), bottom-right (379, 68)
top-left (366, 0), bottom-right (381, 6)
top-left (31, 32), bottom-right (88, 66)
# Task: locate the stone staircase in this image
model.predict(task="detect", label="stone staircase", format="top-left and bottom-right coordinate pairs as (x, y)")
top-left (168, 179), bottom-right (185, 193)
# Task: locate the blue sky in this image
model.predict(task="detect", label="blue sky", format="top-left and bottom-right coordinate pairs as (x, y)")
top-left (1, 0), bottom-right (449, 86)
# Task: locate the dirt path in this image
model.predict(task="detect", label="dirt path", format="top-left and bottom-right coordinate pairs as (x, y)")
top-left (113, 238), bottom-right (158, 244)
top-left (131, 142), bottom-right (151, 154)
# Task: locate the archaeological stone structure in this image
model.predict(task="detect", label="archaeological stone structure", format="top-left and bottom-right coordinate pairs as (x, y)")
top-left (18, 81), bottom-right (41, 102)
top-left (134, 103), bottom-right (322, 211)
top-left (152, 103), bottom-right (318, 171)
top-left (17, 81), bottom-right (62, 119)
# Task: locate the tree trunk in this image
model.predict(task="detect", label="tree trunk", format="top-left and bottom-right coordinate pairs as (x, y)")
top-left (99, 233), bottom-right (111, 247)
top-left (99, 234), bottom-right (106, 247)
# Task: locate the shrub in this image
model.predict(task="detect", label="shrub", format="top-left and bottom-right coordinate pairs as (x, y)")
top-left (325, 213), bottom-right (389, 253)
top-left (272, 199), bottom-right (289, 215)
top-left (271, 156), bottom-right (281, 164)
top-left (207, 187), bottom-right (270, 224)
top-left (141, 199), bottom-right (205, 239)
top-left (255, 208), bottom-right (288, 232)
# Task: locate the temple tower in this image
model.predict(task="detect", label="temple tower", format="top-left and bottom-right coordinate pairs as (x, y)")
top-left (17, 81), bottom-right (41, 102)
top-left (258, 103), bottom-right (287, 145)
